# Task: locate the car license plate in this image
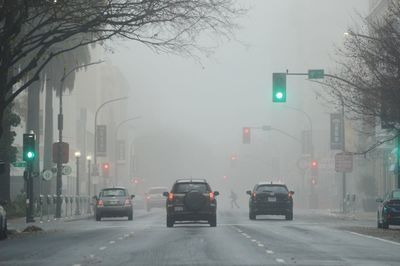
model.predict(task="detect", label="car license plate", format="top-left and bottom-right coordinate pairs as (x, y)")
top-left (174, 206), bottom-right (183, 211)
top-left (110, 201), bottom-right (118, 205)
top-left (268, 197), bottom-right (276, 202)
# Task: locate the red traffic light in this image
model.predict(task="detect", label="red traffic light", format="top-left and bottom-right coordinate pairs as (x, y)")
top-left (230, 155), bottom-right (237, 161)
top-left (101, 163), bottom-right (110, 177)
top-left (242, 127), bottom-right (251, 144)
top-left (103, 163), bottom-right (110, 169)
top-left (311, 160), bottom-right (318, 168)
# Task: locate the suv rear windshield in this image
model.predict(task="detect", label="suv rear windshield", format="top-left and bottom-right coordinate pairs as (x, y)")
top-left (173, 183), bottom-right (210, 193)
top-left (393, 190), bottom-right (400, 199)
top-left (256, 185), bottom-right (288, 194)
top-left (148, 188), bottom-right (167, 194)
top-left (101, 189), bottom-right (126, 197)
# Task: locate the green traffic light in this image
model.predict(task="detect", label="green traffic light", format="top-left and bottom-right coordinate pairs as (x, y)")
top-left (272, 73), bottom-right (287, 103)
top-left (26, 151), bottom-right (35, 159)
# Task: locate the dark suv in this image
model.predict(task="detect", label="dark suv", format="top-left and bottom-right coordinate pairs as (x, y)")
top-left (163, 179), bottom-right (219, 227)
top-left (247, 182), bottom-right (294, 220)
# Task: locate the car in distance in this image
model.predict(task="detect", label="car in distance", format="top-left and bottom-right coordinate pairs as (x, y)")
top-left (163, 179), bottom-right (219, 227)
top-left (377, 189), bottom-right (400, 229)
top-left (0, 201), bottom-right (7, 240)
top-left (94, 187), bottom-right (134, 221)
top-left (247, 182), bottom-right (294, 220)
top-left (145, 187), bottom-right (169, 212)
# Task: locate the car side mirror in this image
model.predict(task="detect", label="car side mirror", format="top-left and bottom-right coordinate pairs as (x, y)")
top-left (376, 198), bottom-right (383, 203)
top-left (163, 192), bottom-right (169, 197)
top-left (214, 191), bottom-right (220, 196)
top-left (289, 191), bottom-right (295, 195)
top-left (131, 195), bottom-right (135, 199)
top-left (246, 190), bottom-right (252, 195)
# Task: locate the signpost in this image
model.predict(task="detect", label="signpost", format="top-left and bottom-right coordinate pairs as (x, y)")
top-left (12, 161), bottom-right (27, 168)
top-left (335, 152), bottom-right (353, 173)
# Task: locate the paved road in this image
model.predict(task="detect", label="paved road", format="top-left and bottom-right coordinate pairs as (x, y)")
top-left (1, 208), bottom-right (399, 266)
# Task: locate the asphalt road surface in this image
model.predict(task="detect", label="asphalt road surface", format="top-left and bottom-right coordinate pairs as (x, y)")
top-left (1, 209), bottom-right (399, 266)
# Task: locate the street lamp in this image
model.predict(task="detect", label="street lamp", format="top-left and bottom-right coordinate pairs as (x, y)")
top-left (114, 116), bottom-right (141, 184)
top-left (86, 155), bottom-right (92, 214)
top-left (74, 151), bottom-right (81, 215)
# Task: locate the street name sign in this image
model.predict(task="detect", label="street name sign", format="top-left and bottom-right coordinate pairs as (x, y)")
top-left (308, 69), bottom-right (324, 79)
top-left (335, 152), bottom-right (353, 173)
top-left (12, 161), bottom-right (27, 168)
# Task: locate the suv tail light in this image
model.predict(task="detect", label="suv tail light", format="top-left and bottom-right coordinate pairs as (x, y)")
top-left (168, 193), bottom-right (174, 202)
top-left (209, 192), bottom-right (215, 201)
top-left (124, 198), bottom-right (131, 206)
top-left (97, 199), bottom-right (104, 207)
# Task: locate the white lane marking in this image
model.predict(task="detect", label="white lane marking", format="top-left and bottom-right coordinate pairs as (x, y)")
top-left (276, 258), bottom-right (285, 263)
top-left (72, 264), bottom-right (81, 266)
top-left (251, 239), bottom-right (257, 242)
top-left (124, 234), bottom-right (130, 238)
top-left (99, 246), bottom-right (107, 250)
top-left (109, 241), bottom-right (115, 244)
top-left (257, 243), bottom-right (264, 247)
top-left (89, 254), bottom-right (95, 258)
top-left (349, 231), bottom-right (400, 246)
top-left (118, 237), bottom-right (123, 240)
top-left (266, 250), bottom-right (274, 254)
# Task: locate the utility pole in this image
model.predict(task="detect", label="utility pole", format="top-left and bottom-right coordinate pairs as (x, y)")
top-left (74, 151), bottom-right (81, 215)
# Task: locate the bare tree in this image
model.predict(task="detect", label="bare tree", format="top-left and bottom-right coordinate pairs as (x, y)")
top-left (0, 0), bottom-right (244, 136)
top-left (324, 0), bottom-right (400, 132)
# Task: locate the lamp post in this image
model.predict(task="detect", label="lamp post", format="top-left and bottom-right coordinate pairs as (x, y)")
top-left (86, 155), bottom-right (92, 214)
top-left (114, 116), bottom-right (141, 184)
top-left (74, 151), bottom-right (81, 215)
top-left (55, 60), bottom-right (103, 218)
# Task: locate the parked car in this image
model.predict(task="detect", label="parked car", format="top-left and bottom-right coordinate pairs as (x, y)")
top-left (377, 189), bottom-right (400, 229)
top-left (0, 201), bottom-right (7, 240)
top-left (145, 187), bottom-right (168, 212)
top-left (163, 179), bottom-right (219, 227)
top-left (247, 182), bottom-right (294, 220)
top-left (94, 187), bottom-right (134, 221)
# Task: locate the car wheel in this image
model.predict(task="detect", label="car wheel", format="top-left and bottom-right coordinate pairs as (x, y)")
top-left (166, 216), bottom-right (174, 228)
top-left (96, 214), bottom-right (101, 221)
top-left (209, 216), bottom-right (217, 227)
top-left (249, 211), bottom-right (256, 220)
top-left (377, 212), bottom-right (382, 228)
top-left (285, 211), bottom-right (293, 221)
top-left (128, 213), bottom-right (133, 221)
top-left (382, 218), bottom-right (389, 229)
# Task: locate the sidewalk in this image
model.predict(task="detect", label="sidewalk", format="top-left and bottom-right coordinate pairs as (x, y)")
top-left (7, 213), bottom-right (93, 234)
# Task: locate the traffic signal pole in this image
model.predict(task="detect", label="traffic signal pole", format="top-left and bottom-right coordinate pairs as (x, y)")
top-left (26, 160), bottom-right (35, 223)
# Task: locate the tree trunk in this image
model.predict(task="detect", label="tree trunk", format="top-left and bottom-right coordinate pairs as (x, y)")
top-left (43, 77), bottom-right (54, 195)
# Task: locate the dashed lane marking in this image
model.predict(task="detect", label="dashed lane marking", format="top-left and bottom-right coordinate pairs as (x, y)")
top-left (99, 246), bottom-right (107, 250)
top-left (276, 258), bottom-right (285, 263)
top-left (118, 237), bottom-right (123, 240)
top-left (109, 241), bottom-right (115, 244)
top-left (257, 243), bottom-right (264, 247)
top-left (266, 250), bottom-right (274, 255)
top-left (348, 231), bottom-right (400, 246)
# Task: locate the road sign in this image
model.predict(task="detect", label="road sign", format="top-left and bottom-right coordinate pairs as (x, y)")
top-left (12, 161), bottom-right (27, 168)
top-left (62, 165), bottom-right (72, 176)
top-left (335, 152), bottom-right (353, 173)
top-left (42, 170), bottom-right (53, 181)
top-left (308, 69), bottom-right (324, 79)
top-left (96, 125), bottom-right (107, 157)
top-left (53, 142), bottom-right (69, 163)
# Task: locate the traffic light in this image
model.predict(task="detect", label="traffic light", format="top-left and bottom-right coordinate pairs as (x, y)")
top-left (101, 162), bottom-right (110, 177)
top-left (242, 127), bottom-right (251, 144)
top-left (310, 160), bottom-right (319, 177)
top-left (272, 73), bottom-right (287, 103)
top-left (23, 133), bottom-right (36, 162)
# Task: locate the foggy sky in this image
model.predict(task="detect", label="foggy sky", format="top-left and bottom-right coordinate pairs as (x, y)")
top-left (108, 0), bottom-right (367, 193)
